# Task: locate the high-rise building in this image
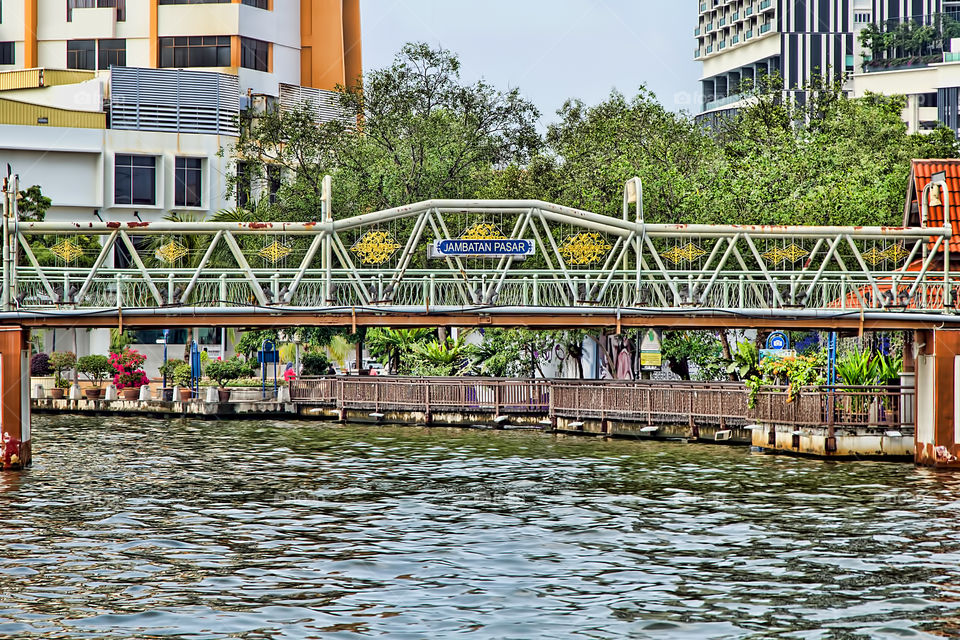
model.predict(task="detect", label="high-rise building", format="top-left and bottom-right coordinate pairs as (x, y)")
top-left (695, 1), bottom-right (960, 133)
top-left (696, 0), bottom-right (868, 116)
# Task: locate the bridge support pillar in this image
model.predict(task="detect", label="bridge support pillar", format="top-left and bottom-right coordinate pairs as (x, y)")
top-left (0, 328), bottom-right (30, 470)
top-left (915, 330), bottom-right (960, 466)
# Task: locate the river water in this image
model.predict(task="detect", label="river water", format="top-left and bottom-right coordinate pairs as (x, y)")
top-left (1, 417), bottom-right (959, 638)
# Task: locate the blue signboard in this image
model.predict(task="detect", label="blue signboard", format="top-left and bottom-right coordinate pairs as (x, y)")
top-left (433, 238), bottom-right (534, 257)
top-left (766, 331), bottom-right (790, 350)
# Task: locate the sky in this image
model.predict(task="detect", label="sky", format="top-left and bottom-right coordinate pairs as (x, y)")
top-left (359, 1), bottom-right (701, 128)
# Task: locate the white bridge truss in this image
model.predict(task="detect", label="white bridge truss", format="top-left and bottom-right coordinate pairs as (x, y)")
top-left (4, 183), bottom-right (955, 318)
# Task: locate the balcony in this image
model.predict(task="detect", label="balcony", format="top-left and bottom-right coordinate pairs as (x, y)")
top-left (707, 22), bottom-right (714, 30)
top-left (703, 92), bottom-right (745, 111)
top-left (700, 2), bottom-right (707, 11)
top-left (760, 0), bottom-right (772, 9)
top-left (695, 27), bottom-right (701, 35)
top-left (719, 17), bottom-right (726, 26)
top-left (732, 11), bottom-right (739, 19)
top-left (746, 29), bottom-right (753, 39)
top-left (706, 44), bottom-right (714, 54)
top-left (746, 6), bottom-right (753, 15)
top-left (731, 35), bottom-right (739, 44)
top-left (719, 40), bottom-right (726, 49)
top-left (760, 22), bottom-right (772, 33)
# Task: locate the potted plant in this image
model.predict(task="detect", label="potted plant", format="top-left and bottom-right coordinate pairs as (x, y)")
top-left (110, 348), bottom-right (149, 401)
top-left (48, 351), bottom-right (76, 400)
top-left (76, 354), bottom-right (112, 399)
top-left (205, 357), bottom-right (253, 403)
top-left (157, 360), bottom-right (180, 401)
top-left (30, 352), bottom-right (54, 396)
top-left (173, 362), bottom-right (193, 402)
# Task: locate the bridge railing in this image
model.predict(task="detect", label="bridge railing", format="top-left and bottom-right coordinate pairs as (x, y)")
top-left (750, 385), bottom-right (915, 431)
top-left (291, 377), bottom-right (917, 433)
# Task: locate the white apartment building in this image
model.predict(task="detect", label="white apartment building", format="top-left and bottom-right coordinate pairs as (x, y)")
top-left (695, 0), bottom-right (955, 131)
top-left (0, 1), bottom-right (362, 371)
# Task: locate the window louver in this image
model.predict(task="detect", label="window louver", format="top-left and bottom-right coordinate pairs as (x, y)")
top-left (110, 67), bottom-right (239, 136)
top-left (279, 83), bottom-right (352, 125)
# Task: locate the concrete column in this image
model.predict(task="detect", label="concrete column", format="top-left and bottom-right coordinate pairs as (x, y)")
top-left (0, 327), bottom-right (30, 469)
top-left (914, 329), bottom-right (960, 466)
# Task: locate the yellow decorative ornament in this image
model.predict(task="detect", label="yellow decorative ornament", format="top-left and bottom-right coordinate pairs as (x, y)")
top-left (882, 243), bottom-right (909, 264)
top-left (350, 230), bottom-right (401, 265)
top-left (154, 241), bottom-right (189, 264)
top-left (662, 243), bottom-right (707, 264)
top-left (762, 243), bottom-right (809, 265)
top-left (258, 240), bottom-right (292, 263)
top-left (460, 223), bottom-right (506, 240)
top-left (51, 239), bottom-right (85, 263)
top-left (861, 247), bottom-right (885, 267)
top-left (559, 232), bottom-right (612, 266)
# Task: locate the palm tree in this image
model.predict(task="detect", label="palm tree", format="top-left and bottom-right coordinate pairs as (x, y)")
top-left (366, 327), bottom-right (433, 373)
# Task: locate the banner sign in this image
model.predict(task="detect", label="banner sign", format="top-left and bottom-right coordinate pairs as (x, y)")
top-left (432, 238), bottom-right (534, 257)
top-left (640, 329), bottom-right (663, 370)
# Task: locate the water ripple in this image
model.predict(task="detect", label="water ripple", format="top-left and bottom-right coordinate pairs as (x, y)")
top-left (0, 416), bottom-right (958, 637)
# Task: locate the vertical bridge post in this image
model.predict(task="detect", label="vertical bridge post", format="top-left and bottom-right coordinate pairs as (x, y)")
top-left (915, 329), bottom-right (960, 466)
top-left (0, 327), bottom-right (30, 470)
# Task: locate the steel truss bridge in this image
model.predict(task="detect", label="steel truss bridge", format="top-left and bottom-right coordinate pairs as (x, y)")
top-left (3, 178), bottom-right (959, 330)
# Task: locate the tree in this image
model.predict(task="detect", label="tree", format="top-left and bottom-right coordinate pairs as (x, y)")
top-left (366, 327), bottom-right (433, 374)
top-left (662, 332), bottom-right (725, 381)
top-left (16, 185), bottom-right (50, 221)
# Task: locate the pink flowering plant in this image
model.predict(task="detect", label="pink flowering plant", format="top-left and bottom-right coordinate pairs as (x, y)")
top-left (109, 348), bottom-right (149, 390)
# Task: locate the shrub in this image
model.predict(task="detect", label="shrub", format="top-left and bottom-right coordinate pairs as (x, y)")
top-left (157, 360), bottom-right (181, 385)
top-left (77, 354), bottom-right (112, 387)
top-left (48, 351), bottom-right (76, 388)
top-left (300, 351), bottom-right (332, 376)
top-left (205, 357), bottom-right (254, 387)
top-left (109, 348), bottom-right (149, 390)
top-left (30, 352), bottom-right (52, 376)
top-left (172, 362), bottom-right (193, 388)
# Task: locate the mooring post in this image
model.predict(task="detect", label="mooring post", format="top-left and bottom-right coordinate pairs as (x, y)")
top-left (0, 327), bottom-right (30, 469)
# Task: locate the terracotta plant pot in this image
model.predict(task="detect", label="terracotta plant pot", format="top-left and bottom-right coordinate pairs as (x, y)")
top-left (217, 388), bottom-right (231, 403)
top-left (120, 388), bottom-right (140, 401)
top-left (49, 388), bottom-right (65, 400)
top-left (179, 389), bottom-right (192, 402)
top-left (84, 388), bottom-right (103, 400)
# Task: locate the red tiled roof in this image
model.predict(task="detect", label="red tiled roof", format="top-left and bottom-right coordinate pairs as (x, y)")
top-left (910, 159), bottom-right (960, 253)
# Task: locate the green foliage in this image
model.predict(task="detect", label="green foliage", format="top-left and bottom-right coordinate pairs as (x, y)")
top-left (158, 359), bottom-right (182, 383)
top-left (49, 351), bottom-right (76, 388)
top-left (410, 334), bottom-right (479, 376)
top-left (205, 357), bottom-right (255, 387)
top-left (726, 340), bottom-right (760, 380)
top-left (110, 329), bottom-right (135, 352)
top-left (477, 328), bottom-right (554, 377)
top-left (746, 351), bottom-right (827, 407)
top-left (172, 362), bottom-right (193, 388)
top-left (16, 185), bottom-right (51, 221)
top-left (300, 351), bottom-right (332, 376)
top-left (76, 354), bottom-right (112, 386)
top-left (663, 332), bottom-right (725, 381)
top-left (366, 327), bottom-right (433, 374)
top-left (234, 328), bottom-right (346, 357)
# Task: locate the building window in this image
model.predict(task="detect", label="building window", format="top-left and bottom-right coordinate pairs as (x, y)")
top-left (267, 165), bottom-right (281, 204)
top-left (0, 42), bottom-right (12, 65)
top-left (159, 0), bottom-right (230, 3)
top-left (98, 39), bottom-right (126, 69)
top-left (159, 36), bottom-right (230, 68)
top-left (67, 40), bottom-right (96, 70)
top-left (236, 162), bottom-right (251, 208)
top-left (114, 155), bottom-right (156, 206)
top-left (854, 12), bottom-right (871, 23)
top-left (67, 0), bottom-right (125, 21)
top-left (240, 37), bottom-right (268, 71)
top-left (175, 157), bottom-right (203, 208)
top-left (242, 0), bottom-right (269, 8)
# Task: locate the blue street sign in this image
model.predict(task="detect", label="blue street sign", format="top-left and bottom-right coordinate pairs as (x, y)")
top-left (433, 238), bottom-right (534, 257)
top-left (766, 331), bottom-right (790, 350)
